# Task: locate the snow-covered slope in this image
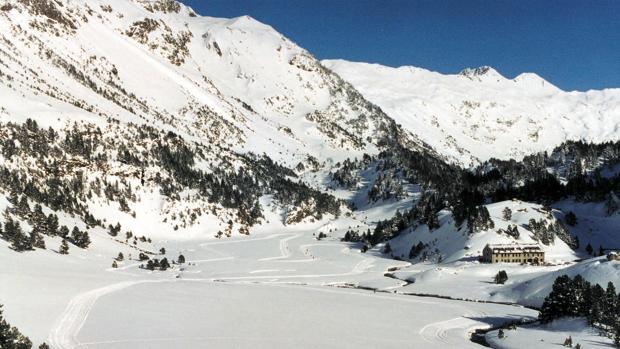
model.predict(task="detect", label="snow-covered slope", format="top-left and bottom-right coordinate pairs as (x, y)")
top-left (0, 0), bottom-right (436, 238)
top-left (498, 256), bottom-right (620, 307)
top-left (0, 0), bottom-right (390, 166)
top-left (323, 60), bottom-right (620, 166)
top-left (387, 200), bottom-right (578, 264)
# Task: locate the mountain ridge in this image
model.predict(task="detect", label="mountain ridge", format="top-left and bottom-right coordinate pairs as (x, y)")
top-left (323, 59), bottom-right (620, 167)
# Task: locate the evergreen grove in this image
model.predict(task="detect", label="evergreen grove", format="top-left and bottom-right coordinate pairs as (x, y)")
top-left (539, 274), bottom-right (620, 346)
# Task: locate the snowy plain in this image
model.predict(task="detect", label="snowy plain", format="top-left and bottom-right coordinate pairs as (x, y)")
top-left (2, 223), bottom-right (541, 349)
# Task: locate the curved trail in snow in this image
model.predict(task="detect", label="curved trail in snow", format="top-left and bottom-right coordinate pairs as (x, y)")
top-left (212, 257), bottom-right (375, 282)
top-left (48, 280), bottom-right (166, 349)
top-left (258, 233), bottom-right (302, 261)
top-left (419, 317), bottom-right (470, 345)
top-left (198, 233), bottom-right (286, 247)
top-left (418, 310), bottom-right (491, 348)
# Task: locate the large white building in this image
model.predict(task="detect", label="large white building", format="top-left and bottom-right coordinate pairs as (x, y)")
top-left (482, 243), bottom-right (544, 264)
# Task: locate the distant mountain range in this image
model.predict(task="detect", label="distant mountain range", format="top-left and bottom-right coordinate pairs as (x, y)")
top-left (324, 60), bottom-right (620, 166)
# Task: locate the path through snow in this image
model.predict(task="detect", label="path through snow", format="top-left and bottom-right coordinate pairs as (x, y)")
top-left (48, 280), bottom-right (164, 349)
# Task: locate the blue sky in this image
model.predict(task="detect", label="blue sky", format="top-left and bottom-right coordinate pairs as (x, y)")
top-left (181, 0), bottom-right (619, 91)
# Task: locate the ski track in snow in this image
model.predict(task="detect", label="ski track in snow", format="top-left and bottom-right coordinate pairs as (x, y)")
top-left (48, 280), bottom-right (165, 349)
top-left (198, 233), bottom-right (285, 247)
top-left (420, 317), bottom-right (471, 345)
top-left (257, 233), bottom-right (302, 261)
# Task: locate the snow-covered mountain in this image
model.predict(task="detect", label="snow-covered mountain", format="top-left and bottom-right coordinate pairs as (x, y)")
top-left (323, 60), bottom-right (620, 167)
top-left (1, 1), bottom-right (619, 348)
top-left (0, 0), bottom-right (444, 238)
top-left (1, 1), bottom-right (363, 161)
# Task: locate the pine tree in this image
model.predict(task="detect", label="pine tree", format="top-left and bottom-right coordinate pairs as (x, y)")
top-left (30, 228), bottom-right (45, 250)
top-left (502, 207), bottom-right (512, 221)
top-left (58, 226), bottom-right (69, 239)
top-left (2, 217), bottom-right (15, 241)
top-left (70, 227), bottom-right (90, 249)
top-left (586, 243), bottom-right (593, 255)
top-left (111, 261), bottom-right (118, 268)
top-left (494, 270), bottom-right (508, 284)
top-left (571, 275), bottom-right (588, 315)
top-left (588, 284), bottom-right (605, 325)
top-left (31, 205), bottom-right (46, 231)
top-left (39, 343), bottom-right (50, 349)
top-left (565, 211), bottom-right (577, 226)
top-left (46, 214), bottom-right (59, 236)
top-left (16, 195), bottom-right (30, 217)
top-left (0, 304), bottom-right (32, 349)
top-left (539, 275), bottom-right (574, 323)
top-left (409, 242), bottom-right (425, 259)
top-left (605, 282), bottom-right (618, 327)
top-left (58, 239), bottom-right (69, 255)
top-left (383, 242), bottom-right (392, 255)
top-left (614, 318), bottom-right (620, 348)
top-left (177, 254), bottom-right (185, 264)
top-left (505, 225), bottom-right (520, 239)
top-left (116, 252), bottom-right (124, 261)
top-left (6, 219), bottom-right (32, 252)
top-left (160, 258), bottom-right (170, 271)
top-left (108, 223), bottom-right (121, 237)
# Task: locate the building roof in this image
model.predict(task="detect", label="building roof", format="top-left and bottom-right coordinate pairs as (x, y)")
top-left (484, 243), bottom-right (543, 254)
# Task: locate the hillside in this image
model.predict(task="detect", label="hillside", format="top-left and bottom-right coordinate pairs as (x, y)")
top-left (0, 0), bottom-right (446, 240)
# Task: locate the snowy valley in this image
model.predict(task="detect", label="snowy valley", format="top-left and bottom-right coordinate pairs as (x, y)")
top-left (0, 1), bottom-right (619, 348)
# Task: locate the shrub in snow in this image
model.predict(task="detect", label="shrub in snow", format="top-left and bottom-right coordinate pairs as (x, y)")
top-left (494, 270), bottom-right (508, 284)
top-left (58, 239), bottom-right (69, 255)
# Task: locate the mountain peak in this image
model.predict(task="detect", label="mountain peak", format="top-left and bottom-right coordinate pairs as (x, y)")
top-left (458, 66), bottom-right (503, 80)
top-left (224, 15), bottom-right (269, 30)
top-left (513, 73), bottom-right (559, 92)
